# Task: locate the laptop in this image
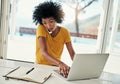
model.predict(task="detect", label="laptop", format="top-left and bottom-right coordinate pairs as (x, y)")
top-left (53, 53), bottom-right (109, 81)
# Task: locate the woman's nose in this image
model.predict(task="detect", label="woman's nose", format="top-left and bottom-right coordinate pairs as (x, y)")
top-left (46, 23), bottom-right (51, 28)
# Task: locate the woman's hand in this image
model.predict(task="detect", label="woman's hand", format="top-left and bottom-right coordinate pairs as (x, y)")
top-left (58, 62), bottom-right (70, 78)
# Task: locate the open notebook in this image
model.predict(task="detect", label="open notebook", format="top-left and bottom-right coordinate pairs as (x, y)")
top-left (3, 66), bottom-right (52, 84)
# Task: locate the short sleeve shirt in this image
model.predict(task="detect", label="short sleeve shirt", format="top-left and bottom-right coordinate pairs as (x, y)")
top-left (35, 25), bottom-right (71, 65)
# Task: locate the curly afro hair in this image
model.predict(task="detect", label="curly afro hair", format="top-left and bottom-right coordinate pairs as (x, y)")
top-left (32, 1), bottom-right (64, 25)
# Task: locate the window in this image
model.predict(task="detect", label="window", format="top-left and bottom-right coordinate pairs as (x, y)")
top-left (6, 0), bottom-right (120, 66)
top-left (0, 0), bottom-right (10, 59)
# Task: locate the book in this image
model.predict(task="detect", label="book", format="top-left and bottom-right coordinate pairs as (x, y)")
top-left (3, 66), bottom-right (52, 84)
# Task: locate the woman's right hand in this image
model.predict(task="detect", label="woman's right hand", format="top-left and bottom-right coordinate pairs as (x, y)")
top-left (58, 62), bottom-right (70, 78)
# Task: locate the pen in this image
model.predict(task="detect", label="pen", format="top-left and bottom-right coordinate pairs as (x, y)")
top-left (26, 68), bottom-right (34, 74)
top-left (3, 66), bottom-right (20, 77)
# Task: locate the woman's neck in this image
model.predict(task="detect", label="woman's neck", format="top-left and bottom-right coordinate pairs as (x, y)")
top-left (50, 26), bottom-right (60, 37)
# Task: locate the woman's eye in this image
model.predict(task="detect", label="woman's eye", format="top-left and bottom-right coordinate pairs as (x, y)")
top-left (50, 20), bottom-right (54, 23)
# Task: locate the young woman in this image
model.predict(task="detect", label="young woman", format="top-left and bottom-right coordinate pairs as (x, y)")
top-left (33, 1), bottom-right (75, 78)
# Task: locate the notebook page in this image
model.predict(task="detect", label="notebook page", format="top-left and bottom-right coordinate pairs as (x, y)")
top-left (23, 67), bottom-right (52, 83)
top-left (7, 67), bottom-right (33, 78)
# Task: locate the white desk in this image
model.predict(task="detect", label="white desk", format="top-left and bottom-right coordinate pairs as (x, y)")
top-left (0, 59), bottom-right (120, 84)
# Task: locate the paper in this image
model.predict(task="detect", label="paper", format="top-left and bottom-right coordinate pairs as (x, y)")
top-left (3, 66), bottom-right (52, 84)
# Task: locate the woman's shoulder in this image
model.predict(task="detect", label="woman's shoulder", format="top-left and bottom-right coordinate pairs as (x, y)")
top-left (37, 24), bottom-right (46, 31)
top-left (37, 24), bottom-right (44, 29)
top-left (60, 26), bottom-right (69, 33)
top-left (37, 24), bottom-right (47, 34)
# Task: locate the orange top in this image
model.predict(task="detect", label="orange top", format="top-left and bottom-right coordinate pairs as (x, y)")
top-left (35, 25), bottom-right (71, 65)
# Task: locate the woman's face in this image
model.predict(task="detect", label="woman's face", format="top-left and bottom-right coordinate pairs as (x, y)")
top-left (42, 17), bottom-right (57, 33)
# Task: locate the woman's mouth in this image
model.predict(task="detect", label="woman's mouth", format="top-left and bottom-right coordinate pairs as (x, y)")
top-left (49, 28), bottom-right (55, 32)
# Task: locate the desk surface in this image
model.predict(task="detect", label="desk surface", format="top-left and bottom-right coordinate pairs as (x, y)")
top-left (0, 59), bottom-right (120, 84)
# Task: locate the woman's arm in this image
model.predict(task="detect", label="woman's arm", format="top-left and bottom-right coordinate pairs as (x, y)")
top-left (66, 42), bottom-right (75, 60)
top-left (38, 36), bottom-right (60, 65)
top-left (38, 36), bottom-right (70, 78)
